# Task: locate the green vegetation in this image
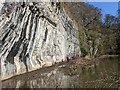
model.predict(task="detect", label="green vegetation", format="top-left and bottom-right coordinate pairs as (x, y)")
top-left (62, 2), bottom-right (120, 57)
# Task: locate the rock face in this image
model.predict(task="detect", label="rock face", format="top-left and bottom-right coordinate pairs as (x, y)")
top-left (0, 1), bottom-right (80, 80)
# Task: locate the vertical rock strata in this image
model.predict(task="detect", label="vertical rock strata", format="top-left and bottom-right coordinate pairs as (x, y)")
top-left (0, 2), bottom-right (80, 80)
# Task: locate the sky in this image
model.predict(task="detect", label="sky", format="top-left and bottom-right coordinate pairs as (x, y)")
top-left (88, 2), bottom-right (119, 18)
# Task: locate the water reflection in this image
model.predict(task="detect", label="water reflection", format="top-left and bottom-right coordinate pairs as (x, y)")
top-left (2, 57), bottom-right (119, 88)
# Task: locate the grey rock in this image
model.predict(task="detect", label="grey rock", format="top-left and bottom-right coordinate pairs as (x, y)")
top-left (0, 2), bottom-right (81, 80)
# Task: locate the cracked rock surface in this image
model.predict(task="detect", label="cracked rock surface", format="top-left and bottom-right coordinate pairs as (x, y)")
top-left (0, 1), bottom-right (81, 80)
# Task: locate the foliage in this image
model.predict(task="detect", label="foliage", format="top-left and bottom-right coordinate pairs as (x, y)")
top-left (62, 2), bottom-right (120, 56)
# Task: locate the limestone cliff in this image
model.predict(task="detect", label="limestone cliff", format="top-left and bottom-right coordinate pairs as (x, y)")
top-left (0, 1), bottom-right (80, 80)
